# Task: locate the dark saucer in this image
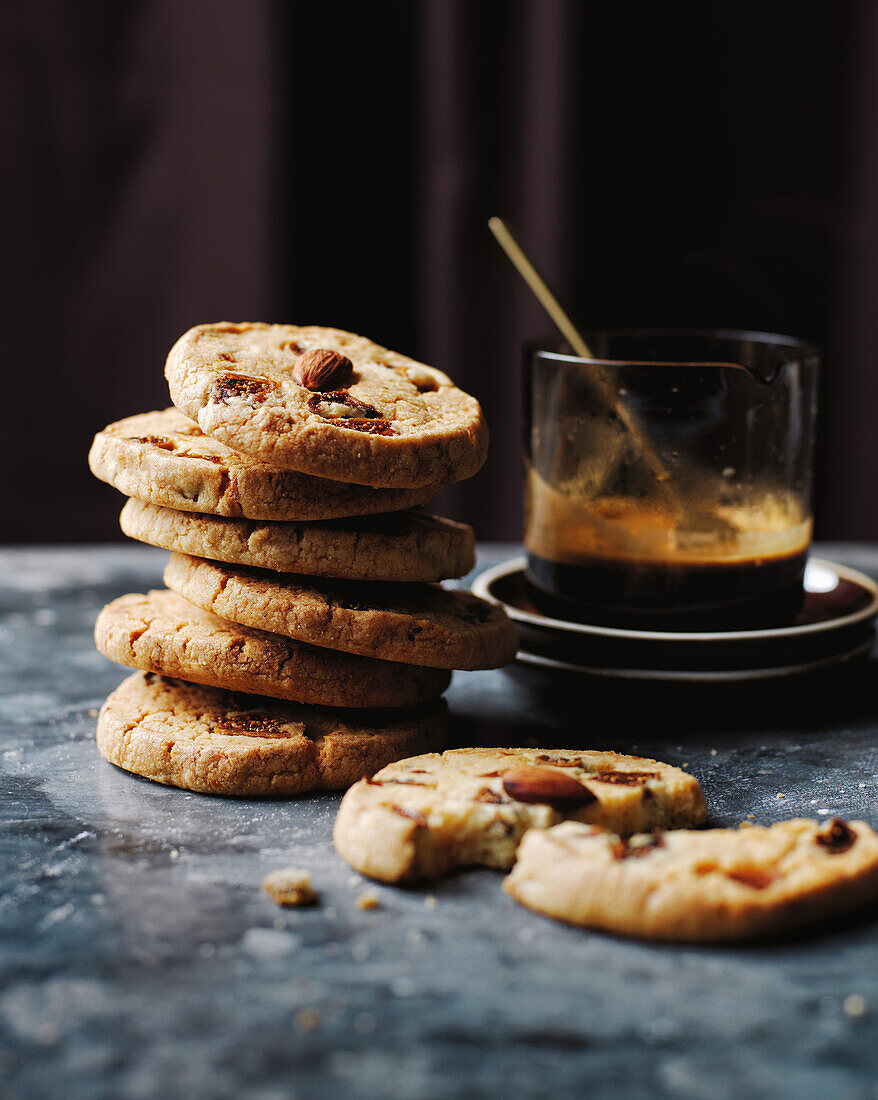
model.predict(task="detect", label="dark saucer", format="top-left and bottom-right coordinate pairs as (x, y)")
top-left (472, 557), bottom-right (878, 682)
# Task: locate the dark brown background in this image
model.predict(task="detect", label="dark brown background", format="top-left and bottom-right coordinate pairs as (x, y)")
top-left (3, 0), bottom-right (875, 543)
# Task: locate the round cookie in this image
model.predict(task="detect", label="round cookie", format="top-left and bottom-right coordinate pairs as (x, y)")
top-left (504, 818), bottom-right (878, 942)
top-left (95, 590), bottom-right (450, 709)
top-left (332, 748), bottom-right (707, 882)
top-left (120, 498), bottom-right (475, 583)
top-left (163, 553), bottom-right (519, 670)
top-left (165, 323), bottom-right (489, 488)
top-left (97, 672), bottom-right (447, 796)
top-left (89, 408), bottom-right (441, 520)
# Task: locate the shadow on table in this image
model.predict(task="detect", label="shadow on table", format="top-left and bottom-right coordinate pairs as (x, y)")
top-left (448, 657), bottom-right (878, 749)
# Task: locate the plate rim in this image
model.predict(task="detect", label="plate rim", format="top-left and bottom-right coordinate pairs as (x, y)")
top-left (512, 637), bottom-right (874, 683)
top-left (471, 555), bottom-right (878, 644)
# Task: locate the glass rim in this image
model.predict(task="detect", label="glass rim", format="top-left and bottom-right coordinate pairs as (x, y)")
top-left (526, 327), bottom-right (820, 369)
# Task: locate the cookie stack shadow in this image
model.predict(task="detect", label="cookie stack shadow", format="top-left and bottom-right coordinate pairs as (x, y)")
top-left (88, 324), bottom-right (518, 797)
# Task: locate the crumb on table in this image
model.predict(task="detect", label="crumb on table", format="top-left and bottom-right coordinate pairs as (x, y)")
top-left (357, 890), bottom-right (380, 911)
top-left (262, 867), bottom-right (318, 907)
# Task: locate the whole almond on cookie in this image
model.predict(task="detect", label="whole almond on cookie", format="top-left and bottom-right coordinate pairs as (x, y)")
top-left (502, 766), bottom-right (597, 810)
top-left (293, 348), bottom-right (354, 391)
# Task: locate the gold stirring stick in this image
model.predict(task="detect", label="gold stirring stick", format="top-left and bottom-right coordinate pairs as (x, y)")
top-left (488, 217), bottom-right (595, 359)
top-left (487, 216), bottom-right (672, 486)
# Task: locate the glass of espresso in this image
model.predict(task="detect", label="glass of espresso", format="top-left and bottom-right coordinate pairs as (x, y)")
top-left (523, 330), bottom-right (819, 630)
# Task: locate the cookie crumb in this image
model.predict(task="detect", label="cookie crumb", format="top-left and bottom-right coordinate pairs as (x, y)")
top-left (844, 994), bottom-right (868, 1018)
top-left (424, 894), bottom-right (438, 909)
top-left (776, 793), bottom-right (786, 800)
top-left (357, 890), bottom-right (380, 911)
top-left (169, 848), bottom-right (180, 860)
top-left (87, 709), bottom-right (99, 718)
top-left (262, 867), bottom-right (318, 907)
top-left (682, 763), bottom-right (690, 769)
top-left (710, 749), bottom-right (717, 756)
top-left (296, 1009), bottom-right (320, 1031)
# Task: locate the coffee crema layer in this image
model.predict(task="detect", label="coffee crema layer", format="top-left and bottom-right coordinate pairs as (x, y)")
top-left (524, 469), bottom-right (811, 568)
top-left (523, 470), bottom-right (811, 629)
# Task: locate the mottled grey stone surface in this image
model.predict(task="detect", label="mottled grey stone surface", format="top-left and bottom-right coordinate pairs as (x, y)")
top-left (1, 544), bottom-right (878, 1099)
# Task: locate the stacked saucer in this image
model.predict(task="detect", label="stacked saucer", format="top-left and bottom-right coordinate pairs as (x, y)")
top-left (474, 557), bottom-right (878, 682)
top-left (88, 323), bottom-right (518, 796)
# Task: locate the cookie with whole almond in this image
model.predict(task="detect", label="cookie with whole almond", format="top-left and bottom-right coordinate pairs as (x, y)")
top-left (120, 498), bottom-right (475, 583)
top-left (89, 408), bottom-right (441, 520)
top-left (504, 818), bottom-right (878, 941)
top-left (97, 672), bottom-right (447, 796)
top-left (95, 590), bottom-right (450, 708)
top-left (163, 552), bottom-right (518, 670)
top-left (332, 748), bottom-right (706, 882)
top-left (165, 323), bottom-right (489, 488)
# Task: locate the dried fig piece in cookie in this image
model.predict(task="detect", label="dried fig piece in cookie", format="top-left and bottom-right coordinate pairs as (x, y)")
top-left (815, 818), bottom-right (857, 854)
top-left (590, 770), bottom-right (659, 786)
top-left (210, 374), bottom-right (275, 405)
top-left (127, 435), bottom-right (176, 450)
top-left (306, 390), bottom-right (395, 435)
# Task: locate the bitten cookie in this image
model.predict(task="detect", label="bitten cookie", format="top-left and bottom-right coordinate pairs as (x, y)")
top-left (89, 408), bottom-right (440, 520)
top-left (165, 323), bottom-right (489, 488)
top-left (504, 817), bottom-right (878, 941)
top-left (332, 748), bottom-right (706, 882)
top-left (120, 499), bottom-right (475, 583)
top-left (97, 672), bottom-right (447, 796)
top-left (164, 553), bottom-right (519, 670)
top-left (94, 590), bottom-right (451, 708)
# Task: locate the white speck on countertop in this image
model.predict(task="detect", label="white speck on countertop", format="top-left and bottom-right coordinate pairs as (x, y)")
top-left (241, 927), bottom-right (301, 958)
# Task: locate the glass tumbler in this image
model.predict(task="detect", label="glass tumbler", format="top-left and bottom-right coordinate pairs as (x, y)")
top-left (523, 329), bottom-right (819, 629)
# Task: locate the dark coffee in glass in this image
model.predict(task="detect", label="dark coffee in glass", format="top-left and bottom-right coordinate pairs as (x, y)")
top-left (523, 330), bottom-right (819, 630)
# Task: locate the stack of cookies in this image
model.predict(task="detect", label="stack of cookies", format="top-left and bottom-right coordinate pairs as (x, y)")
top-left (88, 323), bottom-right (518, 797)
